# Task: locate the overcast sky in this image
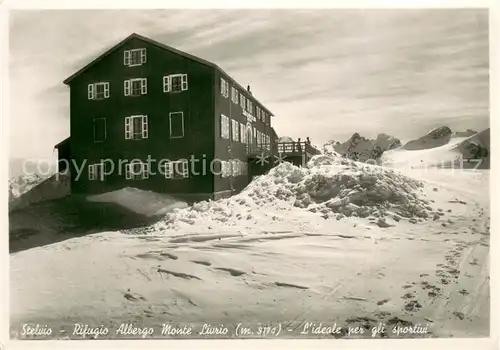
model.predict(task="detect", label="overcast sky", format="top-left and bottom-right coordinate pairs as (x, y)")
top-left (9, 9), bottom-right (489, 161)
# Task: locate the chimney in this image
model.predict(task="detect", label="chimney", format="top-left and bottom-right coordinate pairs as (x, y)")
top-left (247, 84), bottom-right (252, 95)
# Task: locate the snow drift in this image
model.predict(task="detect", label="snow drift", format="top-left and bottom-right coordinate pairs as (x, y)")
top-left (146, 154), bottom-right (433, 234)
top-left (87, 187), bottom-right (189, 217)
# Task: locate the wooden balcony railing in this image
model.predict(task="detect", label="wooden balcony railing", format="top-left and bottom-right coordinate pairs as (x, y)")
top-left (247, 141), bottom-right (321, 157)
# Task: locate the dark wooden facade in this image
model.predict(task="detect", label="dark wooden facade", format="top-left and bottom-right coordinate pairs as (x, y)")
top-left (56, 33), bottom-right (280, 200)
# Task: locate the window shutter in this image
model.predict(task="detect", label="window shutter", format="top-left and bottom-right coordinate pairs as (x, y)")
top-left (220, 115), bottom-right (225, 139)
top-left (125, 164), bottom-right (131, 179)
top-left (165, 162), bottom-right (173, 179)
top-left (142, 115), bottom-right (148, 139)
top-left (140, 48), bottom-right (147, 63)
top-left (163, 76), bottom-right (170, 92)
top-left (97, 164), bottom-right (103, 181)
top-left (124, 50), bottom-right (131, 66)
top-left (223, 117), bottom-right (227, 139)
top-left (104, 83), bottom-right (110, 98)
top-left (221, 161), bottom-right (226, 178)
top-left (141, 78), bottom-right (147, 95)
top-left (88, 84), bottom-right (95, 100)
top-left (181, 74), bottom-right (188, 91)
top-left (88, 165), bottom-right (95, 180)
top-left (124, 80), bottom-right (131, 96)
top-left (125, 117), bottom-right (132, 139)
top-left (224, 117), bottom-right (227, 139)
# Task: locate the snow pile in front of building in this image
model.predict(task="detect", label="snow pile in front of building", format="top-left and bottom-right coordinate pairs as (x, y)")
top-left (150, 154), bottom-right (434, 233)
top-left (87, 187), bottom-right (189, 217)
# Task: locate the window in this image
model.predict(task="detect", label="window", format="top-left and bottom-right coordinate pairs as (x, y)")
top-left (240, 93), bottom-right (246, 109)
top-left (262, 111), bottom-right (267, 124)
top-left (231, 159), bottom-right (239, 177)
top-left (224, 159), bottom-right (247, 177)
top-left (163, 74), bottom-right (188, 93)
top-left (93, 118), bottom-right (106, 143)
top-left (231, 119), bottom-right (239, 142)
top-left (88, 163), bottom-right (104, 181)
top-left (221, 161), bottom-right (231, 178)
top-left (124, 48), bottom-right (146, 66)
top-left (256, 107), bottom-right (261, 120)
top-left (220, 114), bottom-right (230, 139)
top-left (246, 99), bottom-right (253, 114)
top-left (88, 82), bottom-right (110, 100)
top-left (125, 115), bottom-right (148, 140)
top-left (220, 78), bottom-right (229, 98)
top-left (169, 112), bottom-right (184, 138)
top-left (124, 78), bottom-right (147, 96)
top-left (240, 123), bottom-right (247, 144)
top-left (253, 126), bottom-right (257, 140)
top-left (257, 131), bottom-right (262, 146)
top-left (163, 160), bottom-right (189, 179)
top-left (231, 87), bottom-right (239, 104)
top-left (125, 161), bottom-right (149, 180)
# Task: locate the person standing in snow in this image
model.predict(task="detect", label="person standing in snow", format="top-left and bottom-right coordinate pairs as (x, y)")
top-left (306, 137), bottom-right (311, 145)
top-left (297, 138), bottom-right (302, 152)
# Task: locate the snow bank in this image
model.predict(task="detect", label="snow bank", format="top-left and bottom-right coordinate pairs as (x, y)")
top-left (148, 154), bottom-right (432, 234)
top-left (87, 187), bottom-right (188, 217)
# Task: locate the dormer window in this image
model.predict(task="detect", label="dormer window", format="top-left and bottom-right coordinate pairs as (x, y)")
top-left (124, 48), bottom-right (146, 67)
top-left (88, 82), bottom-right (109, 100)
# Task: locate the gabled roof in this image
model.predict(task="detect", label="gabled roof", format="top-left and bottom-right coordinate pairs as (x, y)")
top-left (63, 33), bottom-right (274, 116)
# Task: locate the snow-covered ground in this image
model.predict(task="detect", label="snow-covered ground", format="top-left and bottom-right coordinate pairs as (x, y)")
top-left (381, 136), bottom-right (470, 169)
top-left (10, 151), bottom-right (489, 339)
